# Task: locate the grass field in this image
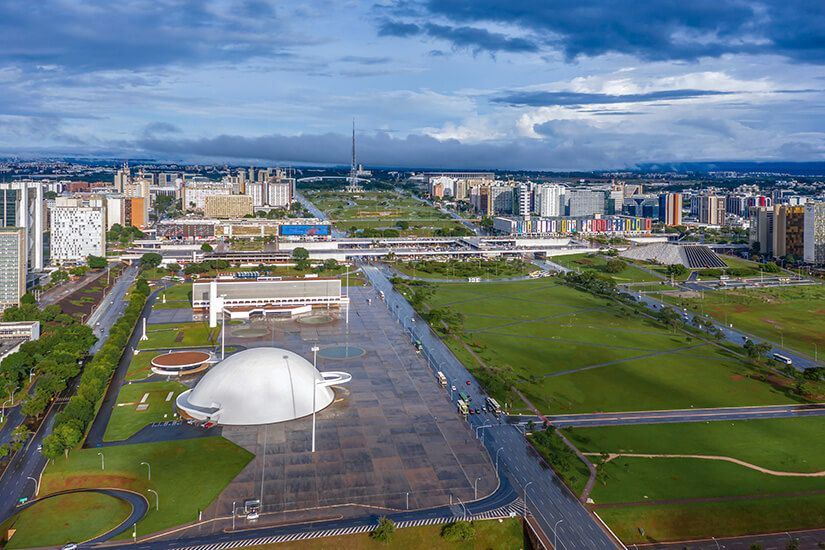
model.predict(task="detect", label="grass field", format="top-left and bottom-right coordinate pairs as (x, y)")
top-left (394, 259), bottom-right (534, 280)
top-left (414, 279), bottom-right (803, 414)
top-left (158, 283), bottom-right (192, 302)
top-left (103, 380), bottom-right (189, 441)
top-left (125, 351), bottom-right (160, 381)
top-left (551, 253), bottom-right (663, 283)
top-left (137, 322), bottom-right (216, 350)
top-left (240, 518), bottom-right (524, 550)
top-left (560, 417), bottom-right (825, 541)
top-left (660, 284), bottom-right (825, 361)
top-left (3, 492), bottom-right (131, 548)
top-left (40, 437), bottom-right (253, 538)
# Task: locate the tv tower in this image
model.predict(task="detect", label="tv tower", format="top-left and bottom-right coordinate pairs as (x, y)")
top-left (346, 119), bottom-right (362, 193)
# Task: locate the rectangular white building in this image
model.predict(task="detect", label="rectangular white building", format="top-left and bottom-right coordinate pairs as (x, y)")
top-left (51, 204), bottom-right (106, 262)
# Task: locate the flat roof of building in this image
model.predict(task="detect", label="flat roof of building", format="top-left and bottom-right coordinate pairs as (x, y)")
top-left (151, 351), bottom-right (211, 368)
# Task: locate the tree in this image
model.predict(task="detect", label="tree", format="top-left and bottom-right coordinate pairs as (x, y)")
top-left (370, 517), bottom-right (395, 543)
top-left (397, 220), bottom-right (409, 230)
top-left (166, 263), bottom-right (182, 273)
top-left (763, 262), bottom-right (781, 273)
top-left (604, 259), bottom-right (625, 274)
top-left (51, 270), bottom-right (69, 285)
top-left (10, 425), bottom-right (31, 451)
top-left (441, 521), bottom-right (475, 542)
top-left (140, 253), bottom-right (163, 269)
top-left (20, 292), bottom-right (35, 306)
top-left (136, 278), bottom-right (151, 296)
top-left (292, 247), bottom-right (309, 261)
top-left (87, 255), bottom-right (108, 269)
top-left (200, 243), bottom-right (213, 253)
top-left (657, 306), bottom-right (681, 334)
top-left (53, 423), bottom-right (83, 457)
top-left (666, 264), bottom-right (689, 277)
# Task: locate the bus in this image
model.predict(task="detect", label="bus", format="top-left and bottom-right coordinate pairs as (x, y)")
top-left (457, 399), bottom-right (469, 416)
top-left (486, 397), bottom-right (502, 417)
top-left (437, 371), bottom-right (448, 387)
top-left (458, 391), bottom-right (471, 403)
top-left (773, 353), bottom-right (793, 365)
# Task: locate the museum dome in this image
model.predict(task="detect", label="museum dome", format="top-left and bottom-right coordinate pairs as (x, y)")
top-left (175, 347), bottom-right (351, 426)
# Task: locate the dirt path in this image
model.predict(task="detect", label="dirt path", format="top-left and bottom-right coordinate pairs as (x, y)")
top-left (585, 452), bottom-right (825, 477)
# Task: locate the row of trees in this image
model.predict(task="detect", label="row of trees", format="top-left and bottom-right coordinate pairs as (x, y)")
top-left (41, 283), bottom-right (149, 459)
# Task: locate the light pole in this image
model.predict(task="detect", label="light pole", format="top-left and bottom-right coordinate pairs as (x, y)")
top-left (523, 481), bottom-right (533, 518)
top-left (147, 489), bottom-right (159, 510)
top-left (28, 367), bottom-right (35, 382)
top-left (554, 519), bottom-right (563, 550)
top-left (232, 501), bottom-right (236, 530)
top-left (141, 461), bottom-right (151, 480)
top-left (26, 476), bottom-right (38, 496)
top-left (1, 398), bottom-right (12, 421)
top-left (495, 447), bottom-right (504, 476)
top-left (406, 492), bottom-right (409, 510)
top-left (711, 536), bottom-right (720, 550)
top-left (98, 452), bottom-right (104, 470)
top-left (311, 345), bottom-right (320, 453)
top-left (474, 477), bottom-right (481, 500)
top-left (220, 294), bottom-right (227, 360)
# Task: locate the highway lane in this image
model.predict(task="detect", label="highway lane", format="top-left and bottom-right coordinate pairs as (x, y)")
top-left (360, 262), bottom-right (621, 549)
top-left (0, 265), bottom-right (138, 525)
top-left (512, 404), bottom-right (825, 428)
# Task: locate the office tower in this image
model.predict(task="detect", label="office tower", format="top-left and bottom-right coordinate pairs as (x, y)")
top-left (535, 185), bottom-right (565, 217)
top-left (266, 181), bottom-right (292, 207)
top-left (489, 186), bottom-right (514, 215)
top-left (749, 206), bottom-right (774, 255)
top-left (245, 181), bottom-right (265, 207)
top-left (658, 193), bottom-right (683, 226)
top-left (0, 181), bottom-right (44, 271)
top-left (114, 162), bottom-right (130, 193)
top-left (51, 203), bottom-right (106, 262)
top-left (182, 179), bottom-right (233, 211)
top-left (204, 195), bottom-right (254, 218)
top-left (515, 184), bottom-right (532, 217)
top-left (699, 195), bottom-right (726, 225)
top-left (804, 202), bottom-right (825, 264)
top-left (470, 186), bottom-right (490, 215)
top-left (773, 205), bottom-right (805, 259)
top-left (565, 190), bottom-right (604, 217)
top-left (0, 228), bottom-right (27, 310)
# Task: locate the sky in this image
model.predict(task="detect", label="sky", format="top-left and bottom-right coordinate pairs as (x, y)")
top-left (2, 0), bottom-right (825, 170)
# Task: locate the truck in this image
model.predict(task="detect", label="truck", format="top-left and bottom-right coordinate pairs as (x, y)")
top-left (486, 397), bottom-right (502, 417)
top-left (437, 371), bottom-right (448, 387)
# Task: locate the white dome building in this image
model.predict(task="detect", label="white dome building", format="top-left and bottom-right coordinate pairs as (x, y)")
top-left (175, 347), bottom-right (351, 426)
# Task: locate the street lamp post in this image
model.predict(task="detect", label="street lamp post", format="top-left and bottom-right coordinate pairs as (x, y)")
top-left (554, 519), bottom-right (563, 550)
top-left (147, 488), bottom-right (159, 510)
top-left (495, 447), bottom-right (504, 477)
top-left (474, 477), bottom-right (481, 500)
top-left (141, 461), bottom-right (151, 480)
top-left (26, 476), bottom-right (38, 496)
top-left (1, 398), bottom-right (12, 420)
top-left (28, 368), bottom-right (35, 382)
top-left (311, 345), bottom-right (320, 453)
top-left (232, 501), bottom-right (236, 530)
top-left (711, 536), bottom-right (720, 550)
top-left (406, 492), bottom-right (409, 510)
top-left (98, 452), bottom-right (104, 470)
top-left (523, 481), bottom-right (533, 518)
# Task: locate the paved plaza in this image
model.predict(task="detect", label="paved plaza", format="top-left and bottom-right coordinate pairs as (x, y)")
top-left (189, 286), bottom-right (496, 526)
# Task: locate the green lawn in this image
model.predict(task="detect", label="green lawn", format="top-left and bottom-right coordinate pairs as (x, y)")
top-left (159, 283), bottom-right (192, 302)
top-left (394, 259), bottom-right (535, 280)
top-left (40, 437), bottom-right (254, 538)
top-left (660, 284), bottom-right (825, 361)
top-left (415, 280), bottom-right (803, 415)
top-left (598, 494), bottom-right (825, 544)
top-left (551, 253), bottom-right (663, 283)
top-left (137, 322), bottom-right (216, 350)
top-left (3, 492), bottom-right (131, 549)
top-left (103, 381), bottom-right (189, 441)
top-left (239, 518), bottom-right (524, 550)
top-left (125, 351), bottom-right (161, 381)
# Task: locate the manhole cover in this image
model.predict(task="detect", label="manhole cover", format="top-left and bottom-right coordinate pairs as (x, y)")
top-left (317, 345), bottom-right (365, 359)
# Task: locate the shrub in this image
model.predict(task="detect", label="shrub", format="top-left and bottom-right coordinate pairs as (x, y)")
top-left (441, 520), bottom-right (475, 542)
top-left (370, 517), bottom-right (395, 543)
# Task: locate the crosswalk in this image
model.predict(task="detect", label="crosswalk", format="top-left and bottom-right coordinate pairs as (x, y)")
top-left (174, 500), bottom-right (525, 550)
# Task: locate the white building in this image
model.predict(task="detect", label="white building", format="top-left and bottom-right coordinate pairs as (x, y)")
top-left (535, 184), bottom-right (565, 217)
top-left (0, 228), bottom-right (26, 310)
top-left (267, 181), bottom-right (292, 207)
top-left (0, 181), bottom-right (44, 271)
top-left (51, 204), bottom-right (106, 262)
top-left (183, 179), bottom-right (233, 211)
top-left (244, 182), bottom-right (265, 207)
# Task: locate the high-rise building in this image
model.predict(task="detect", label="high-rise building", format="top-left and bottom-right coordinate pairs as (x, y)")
top-left (489, 186), bottom-right (514, 215)
top-left (773, 205), bottom-right (805, 259)
top-left (245, 182), bottom-right (265, 207)
top-left (470, 186), bottom-right (490, 215)
top-left (514, 184), bottom-right (532, 218)
top-left (51, 203), bottom-right (106, 262)
top-left (565, 190), bottom-right (604, 217)
top-left (0, 181), bottom-right (44, 271)
top-left (698, 195), bottom-right (726, 225)
top-left (749, 206), bottom-right (774, 255)
top-left (183, 180), bottom-right (233, 211)
top-left (114, 163), bottom-right (130, 193)
top-left (535, 185), bottom-right (565, 217)
top-left (0, 228), bottom-right (27, 310)
top-left (804, 202), bottom-right (825, 264)
top-left (658, 193), bottom-right (683, 226)
top-left (204, 195), bottom-right (254, 218)
top-left (266, 181), bottom-right (292, 207)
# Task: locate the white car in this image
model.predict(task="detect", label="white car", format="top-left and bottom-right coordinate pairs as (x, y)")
top-left (246, 511), bottom-right (259, 521)
top-left (62, 545), bottom-right (78, 550)
top-left (451, 385), bottom-right (457, 392)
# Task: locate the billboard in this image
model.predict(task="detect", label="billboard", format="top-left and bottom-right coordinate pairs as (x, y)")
top-left (279, 224), bottom-right (331, 236)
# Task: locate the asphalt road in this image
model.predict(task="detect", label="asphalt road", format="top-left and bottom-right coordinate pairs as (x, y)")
top-left (0, 265), bottom-right (138, 526)
top-left (512, 403), bottom-right (825, 428)
top-left (360, 262), bottom-right (621, 549)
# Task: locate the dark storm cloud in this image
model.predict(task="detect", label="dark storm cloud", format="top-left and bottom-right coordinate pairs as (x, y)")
top-left (0, 0), bottom-right (303, 72)
top-left (493, 89), bottom-right (733, 107)
top-left (377, 0), bottom-right (825, 63)
top-left (378, 19), bottom-right (537, 53)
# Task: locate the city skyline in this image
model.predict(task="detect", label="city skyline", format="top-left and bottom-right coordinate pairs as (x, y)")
top-left (1, 1), bottom-right (825, 169)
